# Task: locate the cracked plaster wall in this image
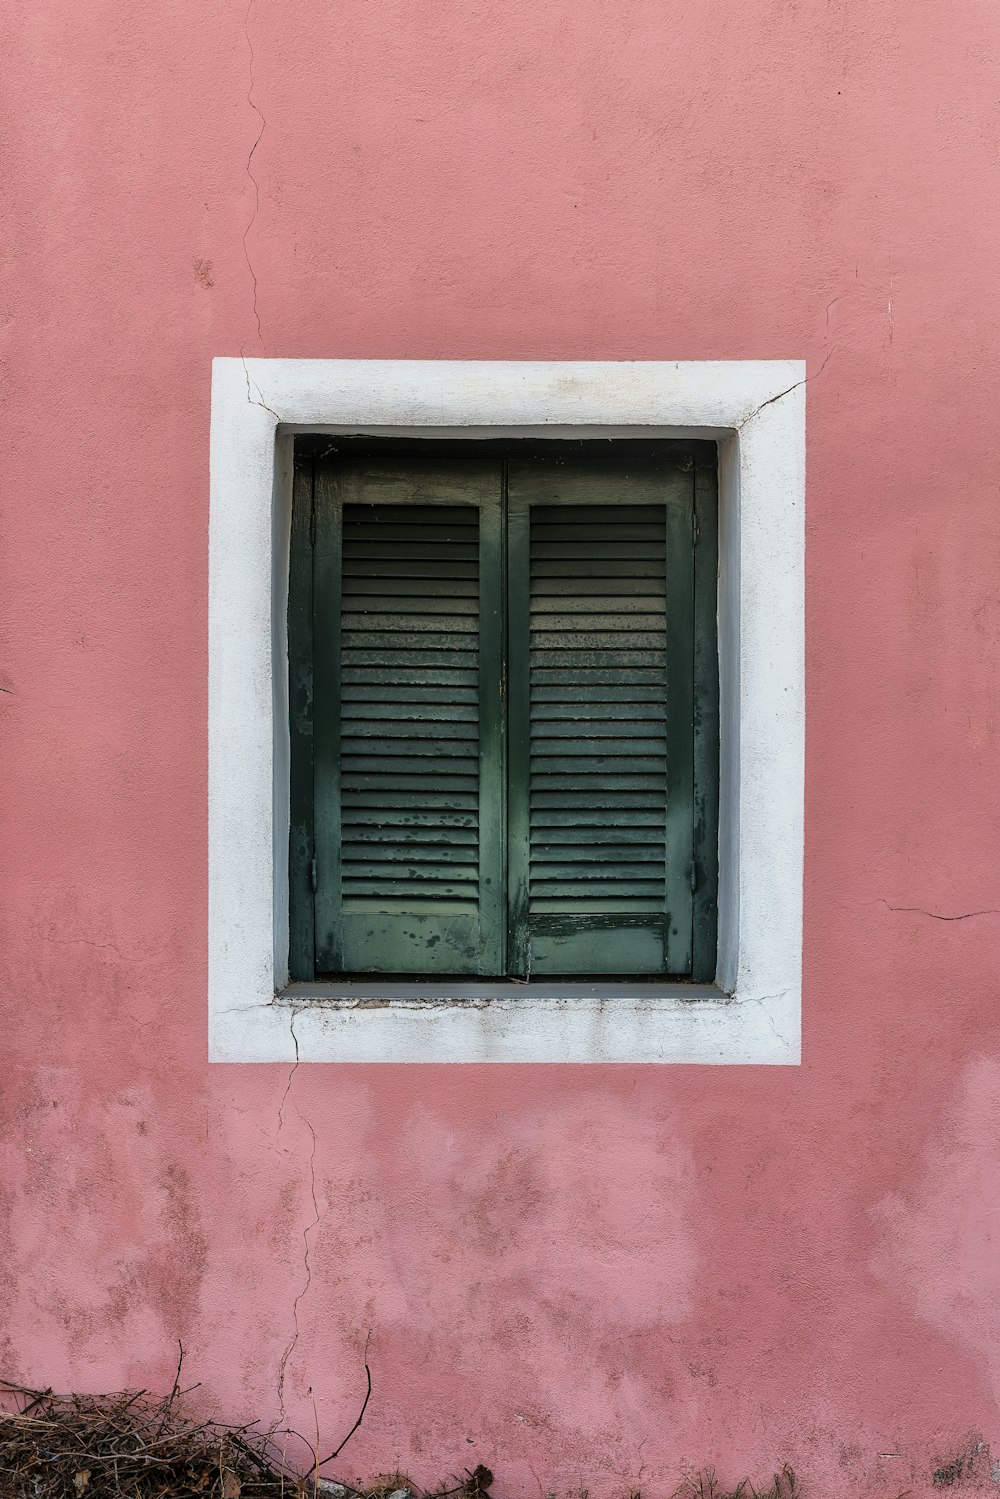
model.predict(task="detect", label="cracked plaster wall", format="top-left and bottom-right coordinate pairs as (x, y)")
top-left (2, 0), bottom-right (1000, 1494)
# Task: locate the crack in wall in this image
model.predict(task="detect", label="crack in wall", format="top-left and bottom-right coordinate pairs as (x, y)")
top-left (45, 933), bottom-right (170, 965)
top-left (275, 1010), bottom-right (300, 1141)
top-left (275, 1011), bottom-right (323, 1423)
top-left (751, 990), bottom-right (791, 1046)
top-left (241, 352), bottom-right (280, 418)
top-left (879, 899), bottom-right (998, 923)
top-left (241, 0), bottom-right (266, 352)
top-left (736, 348), bottom-right (833, 431)
top-left (275, 1011), bottom-right (302, 1415)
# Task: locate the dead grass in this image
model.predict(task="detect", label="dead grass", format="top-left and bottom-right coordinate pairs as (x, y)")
top-left (0, 1378), bottom-right (798, 1499)
top-left (670, 1466), bottom-right (799, 1499)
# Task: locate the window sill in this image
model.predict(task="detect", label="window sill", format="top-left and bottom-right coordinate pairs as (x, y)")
top-left (285, 979), bottom-right (721, 1001)
top-left (206, 981), bottom-right (799, 1065)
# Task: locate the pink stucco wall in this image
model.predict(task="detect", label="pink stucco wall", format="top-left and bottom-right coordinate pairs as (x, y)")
top-left (3, 0), bottom-right (1000, 1492)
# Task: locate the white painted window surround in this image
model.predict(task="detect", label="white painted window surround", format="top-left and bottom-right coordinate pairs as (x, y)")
top-left (209, 359), bottom-right (804, 1065)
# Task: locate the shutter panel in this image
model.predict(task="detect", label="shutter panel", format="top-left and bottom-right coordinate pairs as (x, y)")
top-left (507, 455), bottom-right (696, 977)
top-left (312, 457), bottom-right (504, 976)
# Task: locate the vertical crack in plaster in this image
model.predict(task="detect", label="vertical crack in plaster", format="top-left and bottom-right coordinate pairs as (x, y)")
top-left (237, 0), bottom-right (278, 420)
top-left (275, 1011), bottom-right (322, 1420)
top-left (241, 0), bottom-right (266, 352)
top-left (275, 1010), bottom-right (300, 1142)
top-left (241, 353), bottom-right (280, 418)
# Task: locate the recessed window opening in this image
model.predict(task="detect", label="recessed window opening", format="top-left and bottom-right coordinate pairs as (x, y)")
top-left (288, 436), bottom-right (719, 987)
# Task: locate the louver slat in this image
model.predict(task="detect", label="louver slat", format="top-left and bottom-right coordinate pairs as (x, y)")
top-left (507, 463), bottom-right (696, 977)
top-left (312, 463), bottom-right (504, 976)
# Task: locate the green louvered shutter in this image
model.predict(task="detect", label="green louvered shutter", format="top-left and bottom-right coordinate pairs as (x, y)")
top-left (311, 457), bottom-right (505, 976)
top-left (506, 454), bottom-right (696, 977)
top-left (290, 442), bottom-right (717, 984)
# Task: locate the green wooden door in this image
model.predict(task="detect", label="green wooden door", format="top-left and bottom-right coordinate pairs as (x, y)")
top-left (311, 456), bottom-right (505, 975)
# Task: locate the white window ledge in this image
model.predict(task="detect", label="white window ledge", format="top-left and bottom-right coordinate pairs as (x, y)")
top-left (209, 359), bottom-right (805, 1064)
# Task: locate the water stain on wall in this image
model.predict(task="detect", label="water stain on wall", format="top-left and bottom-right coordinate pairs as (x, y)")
top-left (872, 1052), bottom-right (1000, 1407)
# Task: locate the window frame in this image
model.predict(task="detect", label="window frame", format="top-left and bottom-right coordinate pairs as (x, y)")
top-left (209, 359), bottom-right (804, 1065)
top-left (287, 437), bottom-right (720, 985)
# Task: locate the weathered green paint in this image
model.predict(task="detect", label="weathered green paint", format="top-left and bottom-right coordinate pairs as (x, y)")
top-left (505, 466), bottom-right (531, 978)
top-left (662, 468), bottom-right (695, 974)
top-left (692, 443), bottom-right (721, 982)
top-left (311, 463), bottom-right (344, 969)
top-left (287, 457), bottom-right (317, 982)
top-left (288, 439), bottom-right (719, 983)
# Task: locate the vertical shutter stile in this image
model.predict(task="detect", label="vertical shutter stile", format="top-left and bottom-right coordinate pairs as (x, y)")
top-left (691, 445), bottom-right (721, 982)
top-left (287, 457), bottom-right (317, 981)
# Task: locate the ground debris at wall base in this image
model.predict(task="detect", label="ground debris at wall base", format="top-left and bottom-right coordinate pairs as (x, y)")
top-left (0, 1378), bottom-right (494, 1499)
top-left (0, 1377), bottom-right (812, 1499)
